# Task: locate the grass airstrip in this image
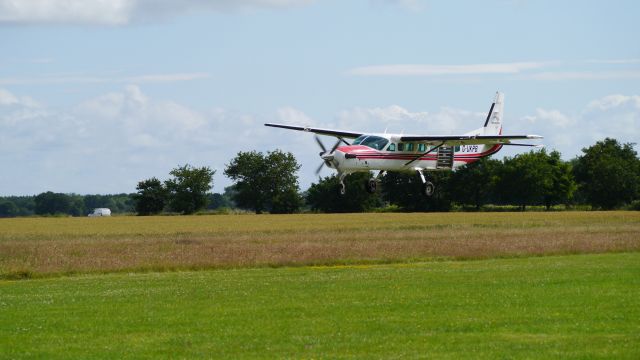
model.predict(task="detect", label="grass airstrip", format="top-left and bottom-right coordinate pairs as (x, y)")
top-left (1, 212), bottom-right (639, 358)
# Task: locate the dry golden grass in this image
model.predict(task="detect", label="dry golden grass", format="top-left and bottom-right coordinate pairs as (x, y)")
top-left (1, 212), bottom-right (639, 278)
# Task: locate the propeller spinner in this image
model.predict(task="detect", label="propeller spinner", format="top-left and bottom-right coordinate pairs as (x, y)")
top-left (314, 135), bottom-right (349, 175)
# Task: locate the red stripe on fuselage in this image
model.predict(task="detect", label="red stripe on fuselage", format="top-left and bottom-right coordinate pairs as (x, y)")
top-left (342, 144), bottom-right (503, 162)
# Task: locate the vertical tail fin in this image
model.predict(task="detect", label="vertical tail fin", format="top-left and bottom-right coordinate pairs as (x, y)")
top-left (483, 91), bottom-right (504, 136)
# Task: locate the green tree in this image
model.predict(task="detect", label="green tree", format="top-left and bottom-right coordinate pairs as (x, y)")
top-left (497, 151), bottom-right (550, 210)
top-left (542, 150), bottom-right (576, 210)
top-left (496, 149), bottom-right (576, 211)
top-left (573, 138), bottom-right (640, 209)
top-left (0, 200), bottom-right (18, 217)
top-left (110, 194), bottom-right (136, 213)
top-left (380, 171), bottom-right (451, 212)
top-left (224, 150), bottom-right (302, 214)
top-left (133, 177), bottom-right (169, 215)
top-left (165, 165), bottom-right (215, 215)
top-left (207, 193), bottom-right (233, 210)
top-left (449, 158), bottom-right (501, 209)
top-left (306, 172), bottom-right (381, 213)
top-left (69, 195), bottom-right (86, 216)
top-left (34, 191), bottom-right (72, 215)
top-left (0, 196), bottom-right (35, 216)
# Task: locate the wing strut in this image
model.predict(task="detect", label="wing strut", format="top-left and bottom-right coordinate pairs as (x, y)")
top-left (404, 142), bottom-right (445, 166)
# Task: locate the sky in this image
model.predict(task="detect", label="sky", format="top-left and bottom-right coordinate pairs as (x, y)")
top-left (0, 0), bottom-right (638, 196)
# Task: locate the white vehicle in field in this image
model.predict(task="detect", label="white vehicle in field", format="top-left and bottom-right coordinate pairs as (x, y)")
top-left (88, 208), bottom-right (111, 217)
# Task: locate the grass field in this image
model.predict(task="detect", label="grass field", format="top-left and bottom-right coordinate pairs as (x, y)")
top-left (1, 252), bottom-right (639, 358)
top-left (1, 212), bottom-right (639, 358)
top-left (1, 211), bottom-right (639, 279)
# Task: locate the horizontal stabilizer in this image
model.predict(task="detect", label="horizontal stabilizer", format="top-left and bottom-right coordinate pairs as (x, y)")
top-left (501, 143), bottom-right (545, 147)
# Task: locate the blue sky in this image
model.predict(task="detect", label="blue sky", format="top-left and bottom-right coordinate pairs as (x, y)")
top-left (1, 0), bottom-right (638, 195)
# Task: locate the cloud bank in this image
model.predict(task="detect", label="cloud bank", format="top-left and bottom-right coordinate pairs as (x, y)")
top-left (348, 62), bottom-right (549, 76)
top-left (0, 72), bottom-right (210, 86)
top-left (347, 60), bottom-right (640, 81)
top-left (1, 86), bottom-right (638, 195)
top-left (521, 94), bottom-right (639, 156)
top-left (0, 0), bottom-right (315, 25)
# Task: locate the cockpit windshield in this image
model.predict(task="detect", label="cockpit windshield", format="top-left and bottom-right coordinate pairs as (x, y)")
top-left (352, 135), bottom-right (389, 150)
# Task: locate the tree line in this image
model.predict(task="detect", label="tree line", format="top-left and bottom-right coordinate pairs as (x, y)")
top-left (307, 138), bottom-right (639, 212)
top-left (0, 138), bottom-right (638, 217)
top-left (0, 193), bottom-right (135, 217)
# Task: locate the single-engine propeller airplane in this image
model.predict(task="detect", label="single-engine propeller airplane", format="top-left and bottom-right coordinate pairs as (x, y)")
top-left (265, 92), bottom-right (543, 196)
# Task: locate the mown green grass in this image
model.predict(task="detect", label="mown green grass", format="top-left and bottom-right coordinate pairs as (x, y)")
top-left (1, 252), bottom-right (639, 359)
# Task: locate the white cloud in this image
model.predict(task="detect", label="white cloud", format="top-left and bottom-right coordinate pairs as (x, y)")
top-left (0, 89), bottom-right (19, 106)
top-left (586, 58), bottom-right (640, 64)
top-left (582, 95), bottom-right (639, 145)
top-left (586, 94), bottom-right (640, 111)
top-left (518, 94), bottom-right (640, 158)
top-left (74, 85), bottom-right (207, 147)
top-left (348, 60), bottom-right (640, 80)
top-left (522, 108), bottom-right (575, 128)
top-left (517, 70), bottom-right (640, 81)
top-left (276, 106), bottom-right (315, 126)
top-left (347, 62), bottom-right (550, 76)
top-left (0, 72), bottom-right (210, 86)
top-left (0, 85), bottom-right (322, 194)
top-left (0, 88), bottom-right (39, 107)
top-left (0, 0), bottom-right (315, 25)
top-left (0, 0), bottom-right (132, 25)
top-left (335, 105), bottom-right (484, 135)
top-left (0, 85), bottom-right (225, 194)
top-left (371, 0), bottom-right (425, 12)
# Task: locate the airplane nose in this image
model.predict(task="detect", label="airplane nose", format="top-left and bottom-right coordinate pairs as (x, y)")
top-left (332, 149), bottom-right (345, 166)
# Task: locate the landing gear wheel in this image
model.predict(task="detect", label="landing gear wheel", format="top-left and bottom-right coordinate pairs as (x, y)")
top-left (365, 178), bottom-right (377, 194)
top-left (338, 183), bottom-right (346, 196)
top-left (423, 181), bottom-right (435, 197)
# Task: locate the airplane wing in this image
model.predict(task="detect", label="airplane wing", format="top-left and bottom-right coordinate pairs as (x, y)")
top-left (400, 134), bottom-right (543, 146)
top-left (264, 123), bottom-right (362, 139)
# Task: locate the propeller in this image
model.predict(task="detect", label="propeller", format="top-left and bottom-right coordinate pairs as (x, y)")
top-left (314, 135), bottom-right (350, 175)
top-left (314, 135), bottom-right (327, 155)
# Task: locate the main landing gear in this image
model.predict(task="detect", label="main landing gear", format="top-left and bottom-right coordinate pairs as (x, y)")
top-left (417, 170), bottom-right (435, 197)
top-left (337, 171), bottom-right (384, 196)
top-left (337, 170), bottom-right (434, 197)
top-left (364, 171), bottom-right (385, 194)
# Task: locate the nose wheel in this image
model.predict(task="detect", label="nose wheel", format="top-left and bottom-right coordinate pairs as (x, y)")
top-left (337, 172), bottom-right (348, 196)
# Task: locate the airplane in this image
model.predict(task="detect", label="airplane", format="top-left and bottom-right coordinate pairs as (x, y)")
top-left (265, 92), bottom-right (543, 196)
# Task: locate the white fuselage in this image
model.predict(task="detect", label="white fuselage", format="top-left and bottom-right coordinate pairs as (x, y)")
top-left (327, 133), bottom-right (502, 174)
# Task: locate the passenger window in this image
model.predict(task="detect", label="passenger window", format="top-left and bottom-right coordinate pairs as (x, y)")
top-left (398, 143), bottom-right (404, 151)
top-left (418, 144), bottom-right (426, 152)
top-left (406, 143), bottom-right (414, 152)
top-left (388, 143), bottom-right (396, 151)
top-left (455, 146), bottom-right (461, 152)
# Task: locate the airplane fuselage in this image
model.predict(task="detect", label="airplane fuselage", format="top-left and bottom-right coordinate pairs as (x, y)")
top-left (326, 133), bottom-right (502, 174)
